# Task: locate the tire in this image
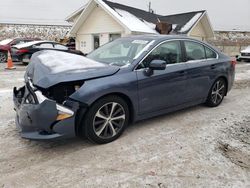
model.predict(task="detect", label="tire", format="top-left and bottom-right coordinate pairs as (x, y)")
top-left (206, 78), bottom-right (227, 107)
top-left (0, 52), bottom-right (7, 63)
top-left (80, 95), bottom-right (130, 144)
top-left (22, 54), bottom-right (30, 65)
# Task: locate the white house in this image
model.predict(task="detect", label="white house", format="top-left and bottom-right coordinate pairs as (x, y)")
top-left (67, 0), bottom-right (214, 53)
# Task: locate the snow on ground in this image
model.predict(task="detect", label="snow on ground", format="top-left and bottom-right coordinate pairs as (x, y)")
top-left (0, 62), bottom-right (249, 187)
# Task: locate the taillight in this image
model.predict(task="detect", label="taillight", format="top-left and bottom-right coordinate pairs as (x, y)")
top-left (17, 49), bottom-right (28, 53)
top-left (231, 57), bottom-right (237, 68)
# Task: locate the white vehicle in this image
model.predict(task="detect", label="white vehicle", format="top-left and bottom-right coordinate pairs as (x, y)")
top-left (237, 46), bottom-right (250, 62)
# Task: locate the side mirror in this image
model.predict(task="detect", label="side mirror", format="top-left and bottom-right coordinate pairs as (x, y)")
top-left (144, 60), bottom-right (167, 76)
top-left (149, 60), bottom-right (167, 70)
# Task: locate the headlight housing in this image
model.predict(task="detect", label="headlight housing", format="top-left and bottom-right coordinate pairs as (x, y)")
top-left (35, 90), bottom-right (74, 121)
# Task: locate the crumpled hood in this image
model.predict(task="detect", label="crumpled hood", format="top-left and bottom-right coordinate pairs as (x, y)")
top-left (25, 50), bottom-right (120, 88)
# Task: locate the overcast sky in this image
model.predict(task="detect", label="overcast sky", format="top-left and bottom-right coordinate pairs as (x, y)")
top-left (0, 0), bottom-right (249, 31)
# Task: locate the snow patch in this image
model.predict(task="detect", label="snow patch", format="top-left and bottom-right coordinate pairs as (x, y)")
top-left (114, 9), bottom-right (157, 34)
top-left (172, 24), bottom-right (178, 30)
top-left (0, 39), bottom-right (13, 45)
top-left (180, 13), bottom-right (202, 33)
top-left (37, 50), bottom-right (105, 74)
top-left (97, 0), bottom-right (157, 34)
top-left (143, 21), bottom-right (156, 30)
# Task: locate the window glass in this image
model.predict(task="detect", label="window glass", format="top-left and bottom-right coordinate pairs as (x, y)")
top-left (97, 41), bottom-right (147, 59)
top-left (13, 40), bottom-right (25, 45)
top-left (54, 44), bottom-right (68, 50)
top-left (109, 34), bottom-right (121, 42)
top-left (184, 41), bottom-right (206, 61)
top-left (141, 41), bottom-right (182, 68)
top-left (99, 43), bottom-right (130, 58)
top-left (205, 47), bottom-right (217, 59)
top-left (87, 38), bottom-right (151, 66)
top-left (38, 43), bottom-right (54, 49)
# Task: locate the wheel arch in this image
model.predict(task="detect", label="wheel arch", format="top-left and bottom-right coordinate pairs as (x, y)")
top-left (217, 76), bottom-right (228, 96)
top-left (75, 92), bottom-right (135, 136)
top-left (92, 92), bottom-right (135, 123)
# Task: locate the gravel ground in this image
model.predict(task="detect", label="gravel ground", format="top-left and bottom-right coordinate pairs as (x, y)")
top-left (0, 62), bottom-right (250, 188)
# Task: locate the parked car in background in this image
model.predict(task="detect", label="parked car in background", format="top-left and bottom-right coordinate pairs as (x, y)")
top-left (237, 46), bottom-right (250, 62)
top-left (11, 40), bottom-right (84, 64)
top-left (13, 35), bottom-right (235, 144)
top-left (0, 38), bottom-right (40, 63)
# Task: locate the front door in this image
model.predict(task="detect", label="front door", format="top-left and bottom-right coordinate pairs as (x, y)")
top-left (136, 40), bottom-right (189, 114)
top-left (93, 35), bottom-right (100, 50)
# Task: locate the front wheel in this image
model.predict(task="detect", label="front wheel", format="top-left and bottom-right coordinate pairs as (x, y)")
top-left (80, 96), bottom-right (129, 144)
top-left (0, 52), bottom-right (7, 63)
top-left (206, 78), bottom-right (227, 107)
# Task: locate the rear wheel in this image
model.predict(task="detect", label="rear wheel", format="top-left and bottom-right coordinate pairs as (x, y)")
top-left (80, 96), bottom-right (129, 144)
top-left (0, 52), bottom-right (7, 63)
top-left (206, 78), bottom-right (227, 107)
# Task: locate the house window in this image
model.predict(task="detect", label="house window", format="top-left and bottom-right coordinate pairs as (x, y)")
top-left (109, 34), bottom-right (121, 42)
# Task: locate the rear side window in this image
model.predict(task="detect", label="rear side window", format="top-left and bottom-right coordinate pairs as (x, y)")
top-left (38, 43), bottom-right (54, 49)
top-left (205, 47), bottom-right (217, 59)
top-left (54, 44), bottom-right (68, 50)
top-left (184, 41), bottom-right (206, 61)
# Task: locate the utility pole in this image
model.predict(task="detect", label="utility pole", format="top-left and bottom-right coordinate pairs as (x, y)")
top-left (148, 1), bottom-right (154, 13)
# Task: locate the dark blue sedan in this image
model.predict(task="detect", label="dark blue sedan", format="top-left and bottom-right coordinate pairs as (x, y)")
top-left (13, 35), bottom-right (235, 144)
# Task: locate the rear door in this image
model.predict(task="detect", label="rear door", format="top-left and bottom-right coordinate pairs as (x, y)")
top-left (136, 40), bottom-right (189, 114)
top-left (183, 40), bottom-right (219, 101)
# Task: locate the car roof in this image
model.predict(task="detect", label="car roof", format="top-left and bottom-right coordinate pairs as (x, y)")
top-left (120, 34), bottom-right (194, 41)
top-left (13, 40), bottom-right (63, 49)
top-left (13, 40), bottom-right (52, 49)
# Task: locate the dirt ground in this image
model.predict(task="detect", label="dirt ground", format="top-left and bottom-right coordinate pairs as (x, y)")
top-left (0, 62), bottom-right (250, 188)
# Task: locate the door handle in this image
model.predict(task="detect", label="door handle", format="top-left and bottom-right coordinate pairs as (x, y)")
top-left (210, 64), bottom-right (216, 69)
top-left (179, 70), bottom-right (185, 74)
top-left (178, 70), bottom-right (186, 76)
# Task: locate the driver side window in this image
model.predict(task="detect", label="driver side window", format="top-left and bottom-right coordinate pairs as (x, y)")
top-left (140, 41), bottom-right (182, 68)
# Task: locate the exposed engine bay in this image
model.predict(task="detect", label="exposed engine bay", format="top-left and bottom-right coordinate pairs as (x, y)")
top-left (38, 81), bottom-right (84, 104)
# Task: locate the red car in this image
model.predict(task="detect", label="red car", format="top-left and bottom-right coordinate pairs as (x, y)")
top-left (0, 38), bottom-right (40, 63)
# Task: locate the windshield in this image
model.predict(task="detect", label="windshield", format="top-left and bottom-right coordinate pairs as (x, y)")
top-left (87, 38), bottom-right (152, 66)
top-left (0, 39), bottom-right (13, 45)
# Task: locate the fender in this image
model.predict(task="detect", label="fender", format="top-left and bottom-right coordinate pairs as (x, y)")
top-left (69, 71), bottom-right (139, 115)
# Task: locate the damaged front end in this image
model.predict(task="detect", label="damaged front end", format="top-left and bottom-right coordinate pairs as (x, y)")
top-left (13, 78), bottom-right (83, 140)
top-left (12, 50), bottom-right (120, 140)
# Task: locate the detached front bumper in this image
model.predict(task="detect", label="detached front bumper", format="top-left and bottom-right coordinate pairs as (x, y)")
top-left (13, 82), bottom-right (80, 140)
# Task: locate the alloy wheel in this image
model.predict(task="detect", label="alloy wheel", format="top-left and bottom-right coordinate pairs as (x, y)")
top-left (93, 102), bottom-right (126, 139)
top-left (211, 80), bottom-right (226, 105)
